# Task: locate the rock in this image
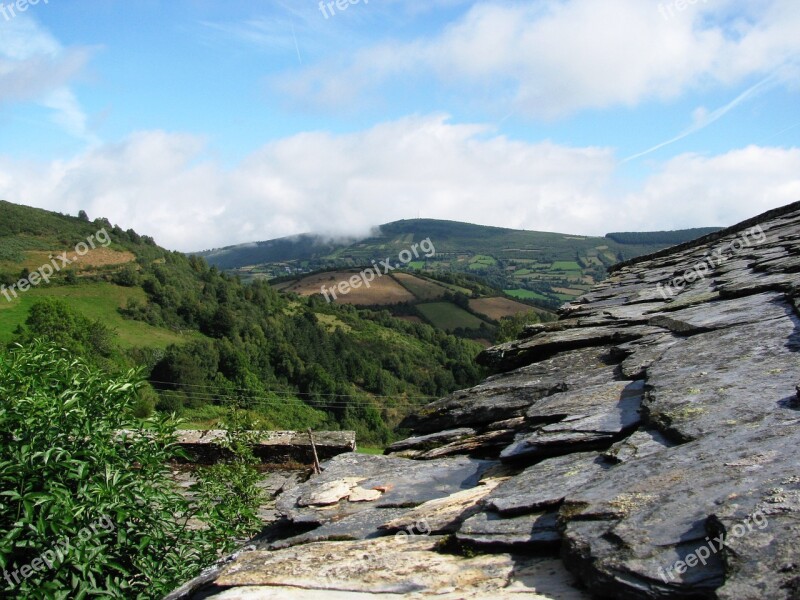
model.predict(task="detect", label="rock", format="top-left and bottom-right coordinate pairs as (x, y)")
top-left (560, 424), bottom-right (800, 599)
top-left (378, 478), bottom-right (506, 534)
top-left (643, 312), bottom-right (800, 443)
top-left (267, 507), bottom-right (411, 549)
top-left (647, 291), bottom-right (790, 334)
top-left (348, 487), bottom-right (383, 502)
top-left (401, 346), bottom-right (620, 435)
top-left (215, 537), bottom-right (518, 595)
top-left (199, 551), bottom-right (592, 599)
top-left (385, 428), bottom-right (477, 456)
top-left (456, 510), bottom-right (560, 550)
top-left (276, 453), bottom-right (496, 532)
top-left (500, 381), bottom-right (644, 461)
top-left (414, 428), bottom-right (518, 459)
top-left (602, 429), bottom-right (674, 464)
top-left (477, 325), bottom-right (665, 373)
top-left (172, 429), bottom-right (356, 465)
top-left (614, 332), bottom-right (680, 379)
top-left (486, 452), bottom-right (610, 516)
top-left (298, 478), bottom-right (364, 506)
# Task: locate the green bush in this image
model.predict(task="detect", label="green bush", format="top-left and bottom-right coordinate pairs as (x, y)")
top-left (0, 341), bottom-right (263, 599)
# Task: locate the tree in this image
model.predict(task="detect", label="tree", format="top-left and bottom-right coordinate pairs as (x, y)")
top-left (16, 298), bottom-right (115, 358)
top-left (78, 209), bottom-right (90, 221)
top-left (497, 310), bottom-right (541, 343)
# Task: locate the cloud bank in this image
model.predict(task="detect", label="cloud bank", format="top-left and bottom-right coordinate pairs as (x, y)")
top-left (0, 115), bottom-right (798, 251)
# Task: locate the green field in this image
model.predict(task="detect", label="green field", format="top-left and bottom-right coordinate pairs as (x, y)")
top-left (0, 283), bottom-right (190, 348)
top-left (504, 289), bottom-right (550, 302)
top-left (416, 302), bottom-right (488, 331)
top-left (551, 261), bottom-right (581, 270)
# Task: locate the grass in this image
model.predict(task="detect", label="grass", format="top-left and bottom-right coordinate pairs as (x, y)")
top-left (416, 302), bottom-right (488, 331)
top-left (504, 289), bottom-right (550, 302)
top-left (314, 313), bottom-right (353, 332)
top-left (551, 261), bottom-right (582, 271)
top-left (0, 282), bottom-right (192, 349)
top-left (356, 446), bottom-right (385, 455)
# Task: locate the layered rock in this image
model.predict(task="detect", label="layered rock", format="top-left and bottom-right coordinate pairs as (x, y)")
top-left (170, 201), bottom-right (800, 599)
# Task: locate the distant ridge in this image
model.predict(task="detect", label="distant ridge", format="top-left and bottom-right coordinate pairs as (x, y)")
top-left (196, 218), bottom-right (723, 311)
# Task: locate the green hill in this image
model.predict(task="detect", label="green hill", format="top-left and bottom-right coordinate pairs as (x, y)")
top-left (197, 218), bottom-right (722, 310)
top-left (0, 201), bottom-right (486, 446)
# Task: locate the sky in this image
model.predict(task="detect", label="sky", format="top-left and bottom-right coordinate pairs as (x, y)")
top-left (0, 0), bottom-right (799, 251)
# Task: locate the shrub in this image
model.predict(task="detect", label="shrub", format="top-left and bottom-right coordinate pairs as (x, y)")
top-left (0, 341), bottom-right (263, 599)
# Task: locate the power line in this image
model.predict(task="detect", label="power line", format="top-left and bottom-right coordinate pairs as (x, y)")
top-left (148, 379), bottom-right (440, 402)
top-left (150, 389), bottom-right (432, 409)
top-left (150, 387), bottom-right (437, 410)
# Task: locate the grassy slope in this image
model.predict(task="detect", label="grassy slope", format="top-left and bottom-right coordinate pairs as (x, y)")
top-left (0, 283), bottom-right (190, 348)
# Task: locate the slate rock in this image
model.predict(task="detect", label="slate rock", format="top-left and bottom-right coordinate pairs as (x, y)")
top-left (500, 381), bottom-right (644, 461)
top-left (486, 452), bottom-right (610, 516)
top-left (477, 325), bottom-right (665, 372)
top-left (456, 510), bottom-right (560, 550)
top-left (401, 346), bottom-right (619, 435)
top-left (602, 429), bottom-right (674, 464)
top-left (276, 453), bottom-right (496, 528)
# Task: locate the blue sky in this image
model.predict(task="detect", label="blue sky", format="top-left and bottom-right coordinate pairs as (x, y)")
top-left (0, 0), bottom-right (799, 250)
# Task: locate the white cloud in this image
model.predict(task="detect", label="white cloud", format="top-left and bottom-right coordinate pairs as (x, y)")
top-left (275, 0), bottom-right (800, 117)
top-left (0, 116), bottom-right (798, 251)
top-left (0, 15), bottom-right (95, 140)
top-left (621, 145), bottom-right (800, 229)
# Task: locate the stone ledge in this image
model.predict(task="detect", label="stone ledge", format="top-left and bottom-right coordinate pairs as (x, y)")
top-left (174, 430), bottom-right (356, 464)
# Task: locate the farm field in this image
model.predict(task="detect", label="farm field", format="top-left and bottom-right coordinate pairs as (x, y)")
top-left (278, 270), bottom-right (415, 305)
top-left (393, 272), bottom-right (449, 301)
top-left (504, 289), bottom-right (551, 302)
top-left (416, 302), bottom-right (488, 332)
top-left (468, 297), bottom-right (541, 321)
top-left (0, 247), bottom-right (137, 275)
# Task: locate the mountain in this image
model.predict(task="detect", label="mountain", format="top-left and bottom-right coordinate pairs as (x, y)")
top-left (0, 200), bottom-right (488, 446)
top-left (197, 219), bottom-right (722, 310)
top-left (173, 200), bottom-right (800, 600)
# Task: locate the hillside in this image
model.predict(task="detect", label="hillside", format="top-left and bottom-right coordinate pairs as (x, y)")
top-left (0, 200), bottom-right (487, 445)
top-left (197, 219), bottom-right (721, 310)
top-left (174, 200), bottom-right (800, 600)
